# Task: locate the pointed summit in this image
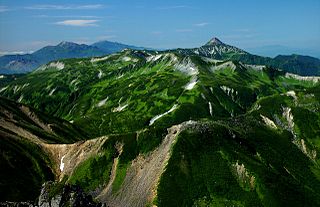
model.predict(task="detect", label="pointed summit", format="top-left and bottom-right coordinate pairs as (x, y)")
top-left (205, 37), bottom-right (224, 46)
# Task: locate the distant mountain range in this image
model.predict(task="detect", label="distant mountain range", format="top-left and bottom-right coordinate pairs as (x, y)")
top-left (0, 37), bottom-right (320, 76)
top-left (246, 45), bottom-right (320, 59)
top-left (175, 37), bottom-right (320, 76)
top-left (0, 41), bottom-right (145, 74)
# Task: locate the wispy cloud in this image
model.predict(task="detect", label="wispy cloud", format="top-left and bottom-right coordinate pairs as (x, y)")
top-left (157, 5), bottom-right (188, 10)
top-left (55, 20), bottom-right (99, 27)
top-left (194, 22), bottom-right (210, 27)
top-left (176, 29), bottom-right (193, 33)
top-left (33, 15), bottom-right (102, 19)
top-left (0, 6), bottom-right (9, 12)
top-left (0, 51), bottom-right (33, 56)
top-left (25, 4), bottom-right (104, 10)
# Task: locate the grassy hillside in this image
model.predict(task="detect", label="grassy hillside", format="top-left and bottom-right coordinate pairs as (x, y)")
top-left (0, 49), bottom-right (319, 206)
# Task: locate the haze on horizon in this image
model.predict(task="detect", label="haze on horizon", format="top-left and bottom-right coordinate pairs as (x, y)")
top-left (0, 0), bottom-right (320, 57)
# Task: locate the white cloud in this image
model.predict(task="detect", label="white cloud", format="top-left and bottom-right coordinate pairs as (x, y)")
top-left (194, 22), bottom-right (210, 27)
top-left (33, 15), bottom-right (101, 19)
top-left (55, 20), bottom-right (99, 27)
top-left (0, 6), bottom-right (9, 12)
top-left (25, 4), bottom-right (104, 10)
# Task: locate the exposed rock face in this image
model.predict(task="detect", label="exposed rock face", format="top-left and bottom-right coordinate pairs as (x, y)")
top-left (38, 182), bottom-right (102, 207)
top-left (42, 136), bottom-right (108, 180)
top-left (97, 121), bottom-right (197, 207)
top-left (0, 201), bottom-right (35, 207)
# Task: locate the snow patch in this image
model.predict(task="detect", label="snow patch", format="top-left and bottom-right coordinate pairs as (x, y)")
top-left (208, 102), bottom-right (213, 116)
top-left (97, 97), bottom-right (108, 107)
top-left (286, 90), bottom-right (297, 101)
top-left (18, 95), bottom-right (23, 103)
top-left (147, 54), bottom-right (162, 62)
top-left (0, 86), bottom-right (8, 93)
top-left (220, 85), bottom-right (237, 96)
top-left (211, 61), bottom-right (237, 72)
top-left (91, 55), bottom-right (110, 63)
top-left (245, 64), bottom-right (265, 71)
top-left (201, 57), bottom-right (222, 64)
top-left (112, 104), bottom-right (128, 112)
top-left (21, 83), bottom-right (29, 89)
top-left (98, 70), bottom-right (103, 79)
top-left (149, 104), bottom-right (178, 126)
top-left (70, 79), bottom-right (78, 86)
top-left (163, 53), bottom-right (178, 64)
top-left (13, 85), bottom-right (21, 94)
top-left (174, 58), bottom-right (198, 76)
top-left (260, 114), bottom-right (277, 129)
top-left (184, 76), bottom-right (197, 90)
top-left (60, 155), bottom-right (66, 172)
top-left (49, 88), bottom-right (56, 96)
top-left (49, 62), bottom-right (64, 70)
top-left (122, 56), bottom-right (132, 62)
top-left (116, 74), bottom-right (124, 79)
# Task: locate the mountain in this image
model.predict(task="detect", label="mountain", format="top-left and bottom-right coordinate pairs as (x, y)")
top-left (0, 42), bottom-right (104, 74)
top-left (273, 54), bottom-right (320, 75)
top-left (246, 45), bottom-right (320, 59)
top-left (0, 41), bottom-right (145, 74)
top-left (174, 37), bottom-right (249, 59)
top-left (92, 40), bottom-right (146, 54)
top-left (0, 97), bottom-right (88, 201)
top-left (1, 37), bottom-right (320, 76)
top-left (31, 41), bottom-right (105, 63)
top-left (0, 54), bottom-right (39, 74)
top-left (0, 45), bottom-right (320, 206)
top-left (176, 37), bottom-right (320, 76)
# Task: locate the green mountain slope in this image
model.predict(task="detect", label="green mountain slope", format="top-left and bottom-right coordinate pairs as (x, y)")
top-left (0, 97), bottom-right (88, 201)
top-left (0, 48), bottom-right (319, 206)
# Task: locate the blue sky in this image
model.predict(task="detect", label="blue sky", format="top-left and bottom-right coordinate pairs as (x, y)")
top-left (0, 0), bottom-right (320, 56)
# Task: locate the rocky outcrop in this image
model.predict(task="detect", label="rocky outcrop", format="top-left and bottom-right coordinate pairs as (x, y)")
top-left (0, 201), bottom-right (35, 207)
top-left (38, 182), bottom-right (102, 207)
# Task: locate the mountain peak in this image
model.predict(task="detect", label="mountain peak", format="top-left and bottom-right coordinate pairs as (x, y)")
top-left (57, 41), bottom-right (79, 47)
top-left (205, 37), bottom-right (224, 46)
